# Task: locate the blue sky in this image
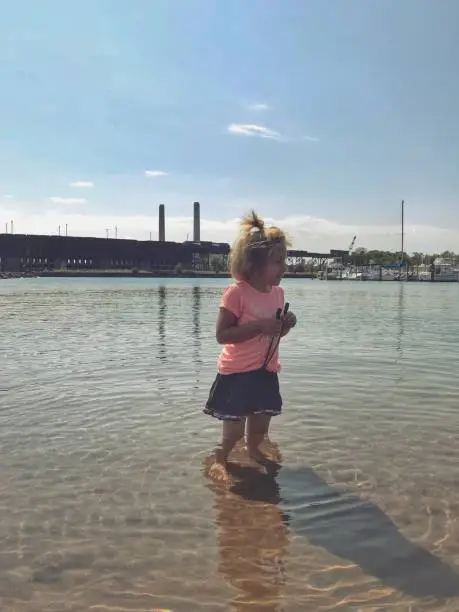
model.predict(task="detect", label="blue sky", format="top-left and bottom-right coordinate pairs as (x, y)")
top-left (1, 0), bottom-right (458, 252)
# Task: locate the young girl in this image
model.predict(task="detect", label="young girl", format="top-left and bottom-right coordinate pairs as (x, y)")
top-left (204, 211), bottom-right (297, 482)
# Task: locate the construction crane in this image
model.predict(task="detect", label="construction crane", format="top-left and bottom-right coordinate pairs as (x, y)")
top-left (348, 235), bottom-right (356, 254)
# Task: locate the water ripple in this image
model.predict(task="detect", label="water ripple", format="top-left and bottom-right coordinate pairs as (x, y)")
top-left (0, 278), bottom-right (458, 611)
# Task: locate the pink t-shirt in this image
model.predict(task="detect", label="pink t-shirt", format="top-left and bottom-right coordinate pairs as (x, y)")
top-left (217, 281), bottom-right (285, 374)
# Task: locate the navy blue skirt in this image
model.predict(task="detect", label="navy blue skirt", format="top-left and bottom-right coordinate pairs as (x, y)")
top-left (203, 368), bottom-right (282, 421)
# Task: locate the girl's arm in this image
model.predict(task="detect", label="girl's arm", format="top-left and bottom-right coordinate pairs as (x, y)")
top-left (216, 308), bottom-right (282, 344)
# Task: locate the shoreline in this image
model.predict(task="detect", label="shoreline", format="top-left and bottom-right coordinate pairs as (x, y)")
top-left (0, 270), bottom-right (315, 280)
top-left (0, 270), bottom-right (456, 282)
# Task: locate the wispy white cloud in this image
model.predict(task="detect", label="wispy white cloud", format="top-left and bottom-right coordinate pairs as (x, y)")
top-left (145, 170), bottom-right (168, 177)
top-left (69, 180), bottom-right (94, 188)
top-left (227, 123), bottom-right (281, 140)
top-left (248, 103), bottom-right (271, 111)
top-left (49, 197), bottom-right (87, 205)
top-left (227, 123), bottom-right (319, 143)
top-left (2, 194), bottom-right (14, 200)
top-left (1, 200), bottom-right (457, 253)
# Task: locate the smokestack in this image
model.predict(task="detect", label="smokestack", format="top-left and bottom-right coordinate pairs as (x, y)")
top-left (193, 201), bottom-right (200, 242)
top-left (158, 203), bottom-right (165, 241)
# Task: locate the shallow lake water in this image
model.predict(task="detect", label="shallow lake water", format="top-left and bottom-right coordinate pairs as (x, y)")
top-left (1, 277), bottom-right (459, 611)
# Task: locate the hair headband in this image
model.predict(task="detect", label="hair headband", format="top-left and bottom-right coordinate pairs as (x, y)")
top-left (246, 237), bottom-right (284, 250)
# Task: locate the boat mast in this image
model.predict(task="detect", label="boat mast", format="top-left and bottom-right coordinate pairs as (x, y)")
top-left (401, 199), bottom-right (404, 275)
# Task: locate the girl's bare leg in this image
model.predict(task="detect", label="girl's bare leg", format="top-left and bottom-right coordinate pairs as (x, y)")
top-left (246, 414), bottom-right (274, 464)
top-left (207, 419), bottom-right (245, 482)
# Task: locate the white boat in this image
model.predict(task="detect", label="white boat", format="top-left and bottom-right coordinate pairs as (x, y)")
top-left (364, 267), bottom-right (388, 281)
top-left (319, 261), bottom-right (344, 280)
top-left (354, 267), bottom-right (401, 281)
top-left (380, 268), bottom-right (396, 281)
top-left (325, 268), bottom-right (341, 280)
top-left (341, 269), bottom-right (358, 280)
top-left (432, 258), bottom-right (459, 282)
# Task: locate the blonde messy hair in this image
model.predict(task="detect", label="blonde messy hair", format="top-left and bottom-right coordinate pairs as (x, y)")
top-left (229, 210), bottom-right (291, 280)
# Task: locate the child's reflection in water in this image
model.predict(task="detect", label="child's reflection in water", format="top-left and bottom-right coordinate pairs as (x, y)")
top-left (207, 461), bottom-right (291, 612)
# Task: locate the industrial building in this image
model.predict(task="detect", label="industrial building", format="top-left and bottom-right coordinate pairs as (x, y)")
top-left (0, 202), bottom-right (230, 273)
top-left (0, 202), bottom-right (346, 273)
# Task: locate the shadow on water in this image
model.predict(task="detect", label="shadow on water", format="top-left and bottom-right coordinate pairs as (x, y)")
top-left (207, 461), bottom-right (459, 609)
top-left (279, 465), bottom-right (459, 600)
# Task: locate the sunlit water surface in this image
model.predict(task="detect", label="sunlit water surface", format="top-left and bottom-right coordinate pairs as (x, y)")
top-left (1, 277), bottom-right (459, 611)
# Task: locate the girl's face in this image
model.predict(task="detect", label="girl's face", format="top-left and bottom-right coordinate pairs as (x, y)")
top-left (264, 244), bottom-right (286, 286)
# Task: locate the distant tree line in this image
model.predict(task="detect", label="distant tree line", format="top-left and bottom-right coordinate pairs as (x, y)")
top-left (210, 249), bottom-right (458, 275)
top-left (286, 249), bottom-right (458, 274)
top-left (348, 248), bottom-right (457, 267)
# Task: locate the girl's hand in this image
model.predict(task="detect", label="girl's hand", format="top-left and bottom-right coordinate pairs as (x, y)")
top-left (284, 311), bottom-right (297, 329)
top-left (259, 317), bottom-right (283, 337)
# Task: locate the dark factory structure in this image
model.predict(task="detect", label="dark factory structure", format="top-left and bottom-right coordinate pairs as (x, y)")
top-left (0, 202), bottom-right (230, 273)
top-left (0, 202), bottom-right (347, 273)
top-left (158, 203), bottom-right (165, 242)
top-left (193, 201), bottom-right (200, 242)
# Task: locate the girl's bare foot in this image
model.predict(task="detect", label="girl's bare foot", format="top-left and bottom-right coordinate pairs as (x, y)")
top-left (248, 446), bottom-right (270, 465)
top-left (245, 453), bottom-right (269, 475)
top-left (262, 437), bottom-right (283, 462)
top-left (247, 445), bottom-right (281, 474)
top-left (207, 460), bottom-right (233, 483)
